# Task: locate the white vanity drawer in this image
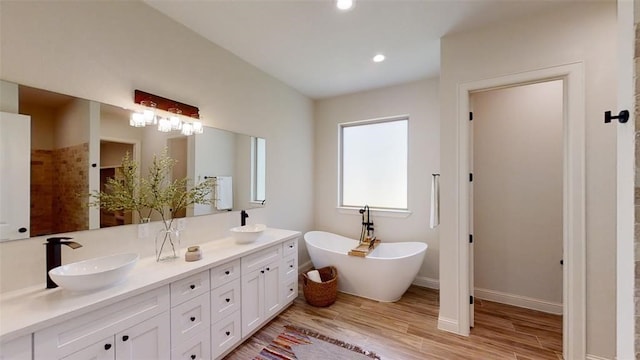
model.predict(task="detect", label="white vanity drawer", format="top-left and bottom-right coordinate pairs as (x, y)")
top-left (241, 245), bottom-right (281, 275)
top-left (282, 238), bottom-right (297, 256)
top-left (211, 279), bottom-right (241, 323)
top-left (35, 286), bottom-right (169, 359)
top-left (210, 259), bottom-right (240, 288)
top-left (211, 311), bottom-right (241, 359)
top-left (283, 255), bottom-right (297, 280)
top-left (170, 326), bottom-right (211, 360)
top-left (283, 278), bottom-right (298, 303)
top-left (170, 270), bottom-right (210, 307)
top-left (0, 334), bottom-right (32, 360)
top-left (170, 293), bottom-right (210, 348)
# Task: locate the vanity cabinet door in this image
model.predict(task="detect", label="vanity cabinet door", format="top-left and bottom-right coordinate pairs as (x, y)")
top-left (241, 258), bottom-right (282, 338)
top-left (115, 312), bottom-right (170, 360)
top-left (61, 336), bottom-right (115, 360)
top-left (263, 259), bottom-right (282, 319)
top-left (0, 334), bottom-right (33, 360)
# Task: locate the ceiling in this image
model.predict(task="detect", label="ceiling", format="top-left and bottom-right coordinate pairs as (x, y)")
top-left (145, 0), bottom-right (579, 100)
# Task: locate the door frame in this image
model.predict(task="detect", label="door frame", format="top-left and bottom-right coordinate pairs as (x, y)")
top-left (456, 62), bottom-right (585, 360)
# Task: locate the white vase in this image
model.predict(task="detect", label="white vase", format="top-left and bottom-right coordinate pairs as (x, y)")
top-left (155, 221), bottom-right (181, 262)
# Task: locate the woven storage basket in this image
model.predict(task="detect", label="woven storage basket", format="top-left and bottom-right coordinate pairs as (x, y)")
top-left (302, 266), bottom-right (338, 307)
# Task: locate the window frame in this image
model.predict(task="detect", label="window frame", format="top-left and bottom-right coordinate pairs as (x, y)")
top-left (338, 115), bottom-right (409, 212)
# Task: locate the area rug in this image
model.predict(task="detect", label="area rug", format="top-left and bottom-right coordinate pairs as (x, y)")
top-left (254, 325), bottom-right (381, 360)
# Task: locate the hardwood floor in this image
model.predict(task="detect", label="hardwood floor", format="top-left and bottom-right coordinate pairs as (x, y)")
top-left (224, 283), bottom-right (562, 360)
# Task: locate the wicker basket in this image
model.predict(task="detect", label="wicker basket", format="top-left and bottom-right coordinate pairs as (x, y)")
top-left (302, 266), bottom-right (338, 307)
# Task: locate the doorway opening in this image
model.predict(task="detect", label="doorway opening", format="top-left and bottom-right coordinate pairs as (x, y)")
top-left (469, 80), bottom-right (564, 357)
top-left (456, 62), bottom-right (586, 360)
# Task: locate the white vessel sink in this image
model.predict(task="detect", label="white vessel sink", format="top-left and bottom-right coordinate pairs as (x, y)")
top-left (230, 224), bottom-right (267, 244)
top-left (49, 253), bottom-right (139, 292)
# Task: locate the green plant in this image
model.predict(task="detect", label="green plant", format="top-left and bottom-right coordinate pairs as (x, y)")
top-left (90, 149), bottom-right (214, 260)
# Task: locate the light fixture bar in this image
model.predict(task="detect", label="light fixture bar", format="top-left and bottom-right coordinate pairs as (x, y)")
top-left (134, 90), bottom-right (200, 119)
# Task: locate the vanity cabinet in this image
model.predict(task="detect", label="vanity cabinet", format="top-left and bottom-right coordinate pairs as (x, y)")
top-left (170, 270), bottom-right (211, 360)
top-left (0, 334), bottom-right (32, 360)
top-left (5, 231), bottom-right (300, 360)
top-left (34, 286), bottom-right (170, 360)
top-left (241, 245), bottom-right (284, 338)
top-left (210, 260), bottom-right (241, 359)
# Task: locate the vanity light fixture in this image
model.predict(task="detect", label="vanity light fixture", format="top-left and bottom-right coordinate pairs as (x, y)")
top-left (336, 0), bottom-right (353, 10)
top-left (373, 54), bottom-right (385, 63)
top-left (131, 90), bottom-right (203, 135)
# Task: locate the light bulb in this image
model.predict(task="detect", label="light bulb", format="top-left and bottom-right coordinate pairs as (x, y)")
top-left (336, 0), bottom-right (353, 10)
top-left (157, 117), bottom-right (172, 132)
top-left (130, 112), bottom-right (146, 127)
top-left (192, 121), bottom-right (203, 134)
top-left (181, 122), bottom-right (194, 136)
top-left (373, 54), bottom-right (385, 63)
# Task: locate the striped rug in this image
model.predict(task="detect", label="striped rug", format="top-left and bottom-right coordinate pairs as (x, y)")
top-left (254, 325), bottom-right (381, 360)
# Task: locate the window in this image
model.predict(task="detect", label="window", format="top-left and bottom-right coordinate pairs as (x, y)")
top-left (340, 117), bottom-right (408, 210)
top-left (251, 136), bottom-right (266, 203)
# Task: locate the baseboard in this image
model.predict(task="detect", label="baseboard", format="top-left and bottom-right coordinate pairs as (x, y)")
top-left (298, 260), bottom-right (313, 274)
top-left (412, 276), bottom-right (440, 289)
top-left (474, 287), bottom-right (562, 315)
top-left (437, 316), bottom-right (459, 334)
top-left (585, 354), bottom-right (611, 360)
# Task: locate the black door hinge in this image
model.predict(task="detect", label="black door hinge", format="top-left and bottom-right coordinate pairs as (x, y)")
top-left (469, 112), bottom-right (473, 121)
top-left (470, 296), bottom-right (474, 305)
top-left (469, 173), bottom-right (473, 182)
top-left (469, 234), bottom-right (473, 244)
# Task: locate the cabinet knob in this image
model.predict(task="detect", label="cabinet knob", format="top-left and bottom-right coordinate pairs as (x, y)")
top-left (225, 298), bottom-right (231, 303)
top-left (224, 270), bottom-right (230, 275)
top-left (191, 355), bottom-right (196, 360)
top-left (104, 344), bottom-right (112, 350)
top-left (290, 288), bottom-right (294, 292)
top-left (190, 284), bottom-right (195, 290)
top-left (225, 331), bottom-right (231, 336)
top-left (289, 245), bottom-right (294, 248)
top-left (266, 267), bottom-right (270, 271)
top-left (260, 270), bottom-right (264, 274)
top-left (122, 335), bottom-right (129, 342)
top-left (18, 227), bottom-right (27, 233)
top-left (190, 316), bottom-right (196, 322)
top-left (290, 265), bottom-right (293, 268)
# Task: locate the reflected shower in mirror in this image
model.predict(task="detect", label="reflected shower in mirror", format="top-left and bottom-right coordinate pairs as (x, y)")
top-left (0, 82), bottom-right (266, 241)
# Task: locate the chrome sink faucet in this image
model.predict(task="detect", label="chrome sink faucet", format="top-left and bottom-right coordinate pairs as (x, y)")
top-left (45, 237), bottom-right (82, 289)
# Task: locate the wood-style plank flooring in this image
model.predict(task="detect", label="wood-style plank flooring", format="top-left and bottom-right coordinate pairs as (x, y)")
top-left (224, 283), bottom-right (562, 359)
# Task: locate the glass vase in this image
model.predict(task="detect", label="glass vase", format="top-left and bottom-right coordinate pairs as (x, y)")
top-left (155, 221), bottom-right (181, 262)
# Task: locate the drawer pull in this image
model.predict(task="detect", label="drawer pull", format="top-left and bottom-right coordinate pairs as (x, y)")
top-left (225, 331), bottom-right (231, 336)
top-left (290, 288), bottom-right (294, 292)
top-left (224, 270), bottom-right (230, 275)
top-left (225, 298), bottom-right (231, 303)
top-left (104, 344), bottom-right (112, 350)
top-left (260, 270), bottom-right (265, 274)
top-left (190, 284), bottom-right (195, 290)
top-left (191, 355), bottom-right (196, 360)
top-left (122, 335), bottom-right (129, 342)
top-left (190, 316), bottom-right (196, 322)
top-left (290, 264), bottom-right (294, 268)
top-left (289, 244), bottom-right (294, 248)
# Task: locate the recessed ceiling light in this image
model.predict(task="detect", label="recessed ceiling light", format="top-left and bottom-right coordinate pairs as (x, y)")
top-left (373, 54), bottom-right (385, 63)
top-left (336, 0), bottom-right (353, 11)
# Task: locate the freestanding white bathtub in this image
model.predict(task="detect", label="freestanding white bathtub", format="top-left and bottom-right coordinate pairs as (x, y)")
top-left (304, 231), bottom-right (427, 302)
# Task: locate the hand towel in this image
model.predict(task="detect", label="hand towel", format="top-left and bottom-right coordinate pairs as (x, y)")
top-left (430, 174), bottom-right (440, 229)
top-left (215, 176), bottom-right (233, 210)
top-left (307, 269), bottom-right (322, 283)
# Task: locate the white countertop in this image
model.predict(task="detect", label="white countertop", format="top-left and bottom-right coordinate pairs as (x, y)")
top-left (0, 228), bottom-right (300, 342)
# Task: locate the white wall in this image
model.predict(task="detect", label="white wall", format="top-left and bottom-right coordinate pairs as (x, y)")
top-left (55, 98), bottom-right (90, 149)
top-left (0, 1), bottom-right (314, 292)
top-left (439, 3), bottom-right (616, 358)
top-left (472, 81), bottom-right (563, 308)
top-left (314, 78), bottom-right (440, 282)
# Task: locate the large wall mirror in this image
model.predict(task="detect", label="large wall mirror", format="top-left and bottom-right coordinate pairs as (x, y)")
top-left (0, 82), bottom-right (266, 241)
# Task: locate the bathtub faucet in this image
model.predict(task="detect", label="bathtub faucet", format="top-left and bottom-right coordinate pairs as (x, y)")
top-left (359, 205), bottom-right (374, 244)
